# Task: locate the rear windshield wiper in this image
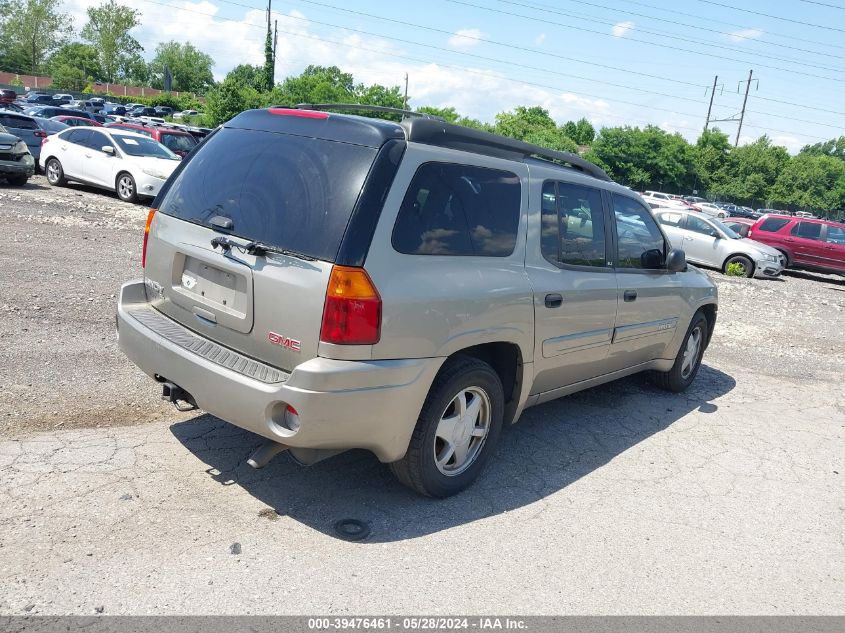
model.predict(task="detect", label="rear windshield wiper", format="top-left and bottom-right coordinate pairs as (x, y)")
top-left (210, 236), bottom-right (316, 262)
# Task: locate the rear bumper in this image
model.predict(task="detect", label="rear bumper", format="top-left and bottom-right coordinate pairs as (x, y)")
top-left (117, 280), bottom-right (442, 462)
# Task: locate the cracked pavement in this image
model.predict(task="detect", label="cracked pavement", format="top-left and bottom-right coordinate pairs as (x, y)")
top-left (1, 177), bottom-right (844, 614)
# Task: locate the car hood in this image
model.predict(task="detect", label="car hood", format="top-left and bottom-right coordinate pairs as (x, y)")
top-left (0, 132), bottom-right (21, 146)
top-left (739, 238), bottom-right (781, 258)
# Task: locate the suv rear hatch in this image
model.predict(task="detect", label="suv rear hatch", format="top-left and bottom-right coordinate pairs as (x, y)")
top-left (144, 110), bottom-right (403, 372)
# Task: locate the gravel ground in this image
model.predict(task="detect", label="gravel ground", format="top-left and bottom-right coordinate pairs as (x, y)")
top-left (1, 176), bottom-right (843, 615)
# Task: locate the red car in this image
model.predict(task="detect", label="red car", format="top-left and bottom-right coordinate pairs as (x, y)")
top-left (105, 121), bottom-right (197, 157)
top-left (748, 215), bottom-right (845, 275)
top-left (51, 115), bottom-right (102, 127)
top-left (722, 217), bottom-right (755, 238)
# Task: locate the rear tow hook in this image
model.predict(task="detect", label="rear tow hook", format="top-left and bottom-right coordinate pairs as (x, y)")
top-left (161, 382), bottom-right (198, 412)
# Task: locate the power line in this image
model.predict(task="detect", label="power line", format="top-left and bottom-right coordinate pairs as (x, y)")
top-left (522, 0), bottom-right (845, 61)
top-left (626, 0), bottom-right (845, 52)
top-left (492, 0), bottom-right (845, 70)
top-left (693, 0), bottom-right (845, 33)
top-left (447, 0), bottom-right (845, 84)
top-left (798, 0), bottom-right (845, 8)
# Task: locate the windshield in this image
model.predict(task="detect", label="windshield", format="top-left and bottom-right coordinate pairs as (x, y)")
top-left (112, 134), bottom-right (178, 159)
top-left (711, 218), bottom-right (741, 239)
top-left (160, 133), bottom-right (197, 153)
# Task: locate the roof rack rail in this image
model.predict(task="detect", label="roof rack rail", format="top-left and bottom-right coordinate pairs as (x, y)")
top-left (403, 118), bottom-right (612, 182)
top-left (295, 103), bottom-right (445, 121)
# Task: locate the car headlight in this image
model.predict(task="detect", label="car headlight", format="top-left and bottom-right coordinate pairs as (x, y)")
top-left (141, 167), bottom-right (168, 180)
top-left (12, 140), bottom-right (28, 154)
top-left (761, 253), bottom-right (778, 263)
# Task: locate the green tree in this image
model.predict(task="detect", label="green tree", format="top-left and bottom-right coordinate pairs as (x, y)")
top-left (149, 41), bottom-right (214, 93)
top-left (204, 77), bottom-right (262, 126)
top-left (692, 127), bottom-right (731, 193)
top-left (271, 65), bottom-right (355, 105)
top-left (416, 106), bottom-right (460, 122)
top-left (799, 136), bottom-right (845, 161)
top-left (1, 0), bottom-right (71, 74)
top-left (49, 42), bottom-right (102, 88)
top-left (714, 136), bottom-right (789, 206)
top-left (263, 27), bottom-right (274, 91)
top-left (81, 0), bottom-right (142, 83)
top-left (494, 106), bottom-right (578, 152)
top-left (225, 64), bottom-right (266, 92)
top-left (770, 154), bottom-right (845, 215)
top-left (562, 117), bottom-right (596, 145)
top-left (586, 125), bottom-right (695, 191)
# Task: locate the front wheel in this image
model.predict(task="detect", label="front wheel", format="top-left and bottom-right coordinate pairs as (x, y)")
top-left (6, 174), bottom-right (28, 186)
top-left (652, 312), bottom-right (709, 393)
top-left (116, 173), bottom-right (138, 203)
top-left (390, 356), bottom-right (504, 497)
top-left (724, 254), bottom-right (754, 278)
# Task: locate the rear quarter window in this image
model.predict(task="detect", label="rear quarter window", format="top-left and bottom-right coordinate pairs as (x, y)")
top-left (392, 162), bottom-right (521, 256)
top-left (758, 217), bottom-right (791, 232)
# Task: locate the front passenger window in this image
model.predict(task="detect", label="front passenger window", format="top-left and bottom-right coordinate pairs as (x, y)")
top-left (612, 194), bottom-right (666, 269)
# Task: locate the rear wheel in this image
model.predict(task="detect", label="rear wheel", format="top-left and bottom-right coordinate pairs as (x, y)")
top-left (652, 312), bottom-right (708, 393)
top-left (45, 158), bottom-right (66, 186)
top-left (390, 356), bottom-right (504, 497)
top-left (724, 254), bottom-right (754, 278)
top-left (6, 174), bottom-right (28, 186)
top-left (116, 172), bottom-right (138, 203)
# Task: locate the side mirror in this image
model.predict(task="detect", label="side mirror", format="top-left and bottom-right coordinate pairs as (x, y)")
top-left (641, 248), bottom-right (664, 269)
top-left (666, 249), bottom-right (687, 272)
top-left (710, 230), bottom-right (721, 238)
top-left (102, 145), bottom-right (115, 155)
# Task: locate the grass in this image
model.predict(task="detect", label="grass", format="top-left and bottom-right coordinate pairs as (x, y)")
top-left (725, 262), bottom-right (746, 276)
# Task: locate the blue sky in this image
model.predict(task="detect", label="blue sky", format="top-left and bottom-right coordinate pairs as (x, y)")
top-left (66, 0), bottom-right (845, 152)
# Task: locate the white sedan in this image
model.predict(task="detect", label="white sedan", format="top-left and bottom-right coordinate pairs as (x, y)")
top-left (654, 209), bottom-right (784, 278)
top-left (41, 127), bottom-right (180, 202)
top-left (695, 202), bottom-right (727, 219)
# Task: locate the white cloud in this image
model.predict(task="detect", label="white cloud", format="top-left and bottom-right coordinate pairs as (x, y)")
top-left (770, 135), bottom-right (803, 154)
top-left (611, 21), bottom-right (635, 37)
top-left (448, 28), bottom-right (485, 49)
top-left (724, 28), bottom-right (764, 42)
top-left (534, 33), bottom-right (546, 45)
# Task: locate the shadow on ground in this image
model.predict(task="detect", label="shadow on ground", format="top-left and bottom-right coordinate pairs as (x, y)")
top-left (171, 364), bottom-right (735, 542)
top-left (783, 270), bottom-right (845, 287)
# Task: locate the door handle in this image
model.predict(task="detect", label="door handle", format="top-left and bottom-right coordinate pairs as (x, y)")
top-left (785, 238), bottom-right (795, 242)
top-left (623, 290), bottom-right (638, 302)
top-left (85, 153), bottom-right (92, 158)
top-left (544, 293), bottom-right (563, 308)
top-left (683, 236), bottom-right (693, 241)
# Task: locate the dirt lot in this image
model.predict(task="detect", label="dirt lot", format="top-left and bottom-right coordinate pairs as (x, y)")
top-left (1, 176), bottom-right (843, 615)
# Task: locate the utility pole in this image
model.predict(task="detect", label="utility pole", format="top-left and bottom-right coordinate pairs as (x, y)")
top-left (403, 72), bottom-right (409, 110)
top-left (735, 69), bottom-right (753, 147)
top-left (704, 74), bottom-right (717, 131)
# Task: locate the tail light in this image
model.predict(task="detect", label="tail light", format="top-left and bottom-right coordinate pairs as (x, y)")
top-left (41, 136), bottom-right (50, 146)
top-left (34, 130), bottom-right (47, 138)
top-left (320, 266), bottom-right (381, 345)
top-left (142, 208), bottom-right (157, 268)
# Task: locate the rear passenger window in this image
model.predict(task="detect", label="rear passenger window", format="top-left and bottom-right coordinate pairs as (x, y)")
top-left (392, 163), bottom-right (521, 256)
top-left (791, 222), bottom-right (821, 240)
top-left (540, 181), bottom-right (607, 267)
top-left (65, 129), bottom-right (91, 146)
top-left (656, 212), bottom-right (683, 227)
top-left (0, 115), bottom-right (37, 130)
top-left (758, 217), bottom-right (790, 232)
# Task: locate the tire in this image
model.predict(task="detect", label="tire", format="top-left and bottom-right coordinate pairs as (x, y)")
top-left (6, 174), bottom-right (28, 186)
top-left (723, 254), bottom-right (754, 278)
top-left (652, 311), bottom-right (709, 393)
top-left (389, 356), bottom-right (505, 497)
top-left (116, 172), bottom-right (138, 203)
top-left (45, 158), bottom-right (66, 186)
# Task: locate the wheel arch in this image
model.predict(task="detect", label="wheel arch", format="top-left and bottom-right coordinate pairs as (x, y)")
top-left (446, 342), bottom-right (527, 425)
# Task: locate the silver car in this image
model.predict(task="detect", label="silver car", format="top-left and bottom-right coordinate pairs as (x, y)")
top-left (117, 106), bottom-right (718, 497)
top-left (655, 209), bottom-right (784, 278)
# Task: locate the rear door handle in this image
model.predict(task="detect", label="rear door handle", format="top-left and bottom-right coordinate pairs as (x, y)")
top-left (623, 290), bottom-right (637, 302)
top-left (544, 293), bottom-right (563, 308)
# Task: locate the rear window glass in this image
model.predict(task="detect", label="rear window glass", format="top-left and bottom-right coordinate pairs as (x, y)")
top-left (392, 162), bottom-right (521, 256)
top-left (158, 127), bottom-right (377, 262)
top-left (0, 115), bottom-right (37, 130)
top-left (160, 133), bottom-right (197, 153)
top-left (758, 217), bottom-right (790, 232)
